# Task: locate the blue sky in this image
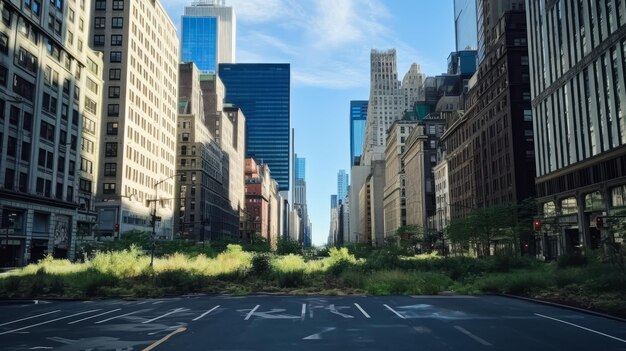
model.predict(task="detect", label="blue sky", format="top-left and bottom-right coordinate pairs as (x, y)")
top-left (163, 0), bottom-right (455, 246)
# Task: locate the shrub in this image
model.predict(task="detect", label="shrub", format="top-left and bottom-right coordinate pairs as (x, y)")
top-left (364, 270), bottom-right (452, 295)
top-left (74, 268), bottom-right (118, 297)
top-left (251, 254), bottom-right (272, 276)
top-left (276, 240), bottom-right (303, 256)
top-left (325, 247), bottom-right (358, 276)
top-left (557, 252), bottom-right (588, 268)
top-left (364, 249), bottom-right (402, 270)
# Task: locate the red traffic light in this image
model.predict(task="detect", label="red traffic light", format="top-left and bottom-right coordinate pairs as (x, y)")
top-left (534, 220), bottom-right (541, 231)
top-left (596, 216), bottom-right (604, 228)
top-left (114, 223), bottom-right (120, 232)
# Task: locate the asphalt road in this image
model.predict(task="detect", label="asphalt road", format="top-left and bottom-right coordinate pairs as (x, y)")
top-left (0, 295), bottom-right (625, 350)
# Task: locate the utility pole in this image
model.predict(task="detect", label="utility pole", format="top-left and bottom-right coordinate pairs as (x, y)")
top-left (149, 172), bottom-right (182, 268)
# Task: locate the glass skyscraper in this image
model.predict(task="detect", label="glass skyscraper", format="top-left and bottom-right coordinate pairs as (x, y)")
top-left (350, 101), bottom-right (368, 166)
top-left (218, 63), bottom-right (291, 191)
top-left (453, 0), bottom-right (478, 52)
top-left (181, 0), bottom-right (236, 73)
top-left (295, 157), bottom-right (305, 181)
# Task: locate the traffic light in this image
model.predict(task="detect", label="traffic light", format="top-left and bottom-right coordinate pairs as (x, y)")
top-left (534, 219), bottom-right (542, 231)
top-left (114, 223), bottom-right (119, 232)
top-left (596, 216), bottom-right (604, 228)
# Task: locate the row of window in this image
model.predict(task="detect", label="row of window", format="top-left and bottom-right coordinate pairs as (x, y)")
top-left (94, 17), bottom-right (123, 29)
top-left (93, 34), bottom-right (122, 46)
top-left (95, 0), bottom-right (123, 11)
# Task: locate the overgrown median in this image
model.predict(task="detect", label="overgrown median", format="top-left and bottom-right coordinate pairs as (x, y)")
top-left (1, 245), bottom-right (625, 318)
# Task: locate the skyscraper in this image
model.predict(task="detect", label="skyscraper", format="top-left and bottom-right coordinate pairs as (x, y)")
top-left (476, 0), bottom-right (525, 63)
top-left (527, 0), bottom-right (626, 257)
top-left (218, 63), bottom-right (291, 191)
top-left (361, 49), bottom-right (404, 165)
top-left (350, 101), bottom-right (368, 166)
top-left (182, 0), bottom-right (236, 73)
top-left (453, 0), bottom-right (478, 51)
top-left (93, 0), bottom-right (180, 239)
top-left (337, 170), bottom-right (349, 201)
top-left (295, 156), bottom-right (305, 181)
top-left (0, 0), bottom-right (104, 265)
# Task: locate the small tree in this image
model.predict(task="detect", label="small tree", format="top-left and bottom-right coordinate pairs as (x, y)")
top-left (276, 239), bottom-right (303, 255)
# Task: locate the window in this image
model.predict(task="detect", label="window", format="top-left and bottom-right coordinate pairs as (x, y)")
top-left (0, 33), bottom-right (9, 54)
top-left (79, 178), bottom-right (91, 192)
top-left (521, 56), bottom-right (529, 65)
top-left (108, 86), bottom-right (120, 98)
top-left (105, 142), bottom-right (117, 157)
top-left (40, 121), bottom-right (55, 142)
top-left (111, 17), bottom-right (123, 28)
top-left (103, 183), bottom-right (116, 194)
top-left (84, 97), bottom-right (97, 115)
top-left (112, 0), bottom-right (123, 10)
top-left (46, 39), bottom-right (60, 61)
top-left (182, 133), bottom-right (190, 142)
top-left (523, 110), bottom-right (532, 122)
top-left (107, 122), bottom-right (118, 135)
top-left (57, 156), bottom-right (65, 173)
top-left (13, 74), bottom-right (35, 101)
top-left (2, 7), bottom-right (11, 25)
top-left (41, 93), bottom-right (57, 114)
top-left (87, 57), bottom-right (99, 74)
top-left (94, 17), bottom-right (105, 29)
top-left (19, 173), bottom-right (28, 192)
top-left (17, 48), bottom-right (38, 74)
top-left (37, 148), bottom-right (53, 169)
top-left (23, 112), bottom-right (32, 131)
top-left (111, 34), bottom-right (122, 46)
top-left (9, 105), bottom-right (18, 126)
top-left (82, 116), bottom-right (96, 134)
top-left (6, 136), bottom-right (16, 157)
top-left (93, 35), bottom-right (104, 46)
top-left (109, 68), bottom-right (121, 80)
top-left (4, 169), bottom-right (14, 190)
top-left (69, 160), bottom-right (75, 174)
top-left (107, 104), bottom-right (119, 116)
top-left (80, 157), bottom-right (93, 174)
top-left (95, 0), bottom-right (106, 10)
top-left (21, 141), bottom-right (30, 162)
top-left (104, 163), bottom-right (116, 176)
top-left (522, 92), bottom-right (531, 101)
top-left (110, 51), bottom-right (121, 62)
top-left (86, 77), bottom-right (98, 93)
top-left (0, 65), bottom-right (6, 86)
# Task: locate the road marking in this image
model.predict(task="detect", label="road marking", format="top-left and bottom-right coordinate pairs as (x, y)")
top-left (301, 304), bottom-right (306, 320)
top-left (143, 327), bottom-right (187, 351)
top-left (383, 304), bottom-right (406, 319)
top-left (68, 309), bottom-right (121, 324)
top-left (454, 325), bottom-right (492, 346)
top-left (0, 310), bottom-right (100, 336)
top-left (94, 309), bottom-right (147, 324)
top-left (354, 303), bottom-right (371, 318)
top-left (329, 304), bottom-right (354, 318)
top-left (244, 305), bottom-right (260, 320)
top-left (192, 305), bottom-right (220, 321)
top-left (535, 313), bottom-right (626, 343)
top-left (303, 327), bottom-right (336, 340)
top-left (0, 310), bottom-right (61, 327)
top-left (142, 308), bottom-right (186, 324)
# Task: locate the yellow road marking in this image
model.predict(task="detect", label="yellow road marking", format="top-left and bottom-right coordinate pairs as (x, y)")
top-left (143, 327), bottom-right (187, 351)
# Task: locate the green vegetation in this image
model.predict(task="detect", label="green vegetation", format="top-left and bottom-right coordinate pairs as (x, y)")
top-left (1, 243), bottom-right (625, 317)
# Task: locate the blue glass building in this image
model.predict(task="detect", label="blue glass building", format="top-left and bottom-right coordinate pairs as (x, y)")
top-left (350, 101), bottom-right (368, 166)
top-left (181, 17), bottom-right (218, 72)
top-left (295, 157), bottom-right (305, 181)
top-left (218, 63), bottom-right (291, 191)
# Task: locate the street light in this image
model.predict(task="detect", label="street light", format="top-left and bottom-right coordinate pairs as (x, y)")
top-left (149, 172), bottom-right (183, 267)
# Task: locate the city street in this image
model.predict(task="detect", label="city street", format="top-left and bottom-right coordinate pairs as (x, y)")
top-left (0, 295), bottom-right (625, 350)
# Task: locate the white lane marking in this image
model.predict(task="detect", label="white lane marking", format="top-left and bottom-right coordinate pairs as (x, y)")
top-left (244, 305), bottom-right (260, 320)
top-left (329, 304), bottom-right (354, 318)
top-left (303, 327), bottom-right (336, 340)
top-left (0, 310), bottom-right (61, 327)
top-left (535, 313), bottom-right (626, 343)
top-left (94, 309), bottom-right (147, 324)
top-left (142, 308), bottom-right (186, 324)
top-left (192, 305), bottom-right (220, 321)
top-left (454, 325), bottom-right (492, 346)
top-left (28, 347), bottom-right (53, 350)
top-left (0, 310), bottom-right (100, 336)
top-left (68, 309), bottom-right (121, 324)
top-left (136, 301), bottom-right (148, 305)
top-left (152, 301), bottom-right (166, 305)
top-left (383, 304), bottom-right (406, 319)
top-left (354, 303), bottom-right (371, 318)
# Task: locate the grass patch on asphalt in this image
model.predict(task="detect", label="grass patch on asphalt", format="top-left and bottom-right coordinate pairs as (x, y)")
top-left (1, 245), bottom-right (625, 317)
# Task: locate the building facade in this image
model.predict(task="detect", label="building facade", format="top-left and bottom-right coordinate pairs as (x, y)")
top-left (218, 63), bottom-right (290, 191)
top-left (181, 0), bottom-right (235, 73)
top-left (337, 169), bottom-right (349, 201)
top-left (93, 0), bottom-right (179, 239)
top-left (350, 100), bottom-right (368, 166)
top-left (0, 0), bottom-right (104, 265)
top-left (454, 0), bottom-right (478, 51)
top-left (527, 0), bottom-right (626, 258)
top-left (383, 121), bottom-right (418, 238)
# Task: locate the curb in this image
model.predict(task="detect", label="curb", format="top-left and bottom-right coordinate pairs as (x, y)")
top-left (498, 293), bottom-right (626, 323)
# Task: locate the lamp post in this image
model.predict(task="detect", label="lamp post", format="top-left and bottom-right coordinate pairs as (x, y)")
top-left (149, 172), bottom-right (182, 268)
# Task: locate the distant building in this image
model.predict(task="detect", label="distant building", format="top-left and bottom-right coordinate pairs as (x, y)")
top-left (244, 158), bottom-right (279, 247)
top-left (181, 0), bottom-right (236, 73)
top-left (295, 156), bottom-right (305, 181)
top-left (337, 170), bottom-right (349, 201)
top-left (330, 195), bottom-right (338, 209)
top-left (453, 0), bottom-right (478, 52)
top-left (350, 101), bottom-right (368, 166)
top-left (219, 63), bottom-right (291, 191)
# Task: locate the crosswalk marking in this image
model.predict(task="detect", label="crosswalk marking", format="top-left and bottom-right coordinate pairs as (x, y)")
top-left (245, 305), bottom-right (260, 320)
top-left (68, 308), bottom-right (121, 324)
top-left (0, 310), bottom-right (61, 327)
top-left (94, 309), bottom-right (147, 324)
top-left (383, 304), bottom-right (406, 319)
top-left (142, 308), bottom-right (186, 324)
top-left (0, 310), bottom-right (101, 335)
top-left (354, 303), bottom-right (371, 318)
top-left (193, 305), bottom-right (220, 321)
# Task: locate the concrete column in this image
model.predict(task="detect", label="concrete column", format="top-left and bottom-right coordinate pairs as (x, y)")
top-left (23, 209), bottom-right (34, 264)
top-left (69, 215), bottom-right (77, 260)
top-left (47, 213), bottom-right (56, 255)
top-left (576, 192), bottom-right (589, 249)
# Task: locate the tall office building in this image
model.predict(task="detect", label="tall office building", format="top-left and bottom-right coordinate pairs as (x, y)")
top-left (402, 63), bottom-right (426, 111)
top-left (0, 0), bottom-right (104, 265)
top-left (93, 0), bottom-right (180, 239)
top-left (218, 63), bottom-right (291, 191)
top-left (361, 50), bottom-right (404, 165)
top-left (476, 0), bottom-right (525, 63)
top-left (182, 0), bottom-right (236, 73)
top-left (295, 156), bottom-right (305, 180)
top-left (350, 100), bottom-right (368, 166)
top-left (453, 0), bottom-right (478, 51)
top-left (337, 169), bottom-right (349, 201)
top-left (527, 0), bottom-right (626, 257)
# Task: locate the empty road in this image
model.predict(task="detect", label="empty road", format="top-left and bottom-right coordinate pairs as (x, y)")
top-left (1, 295), bottom-right (625, 350)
